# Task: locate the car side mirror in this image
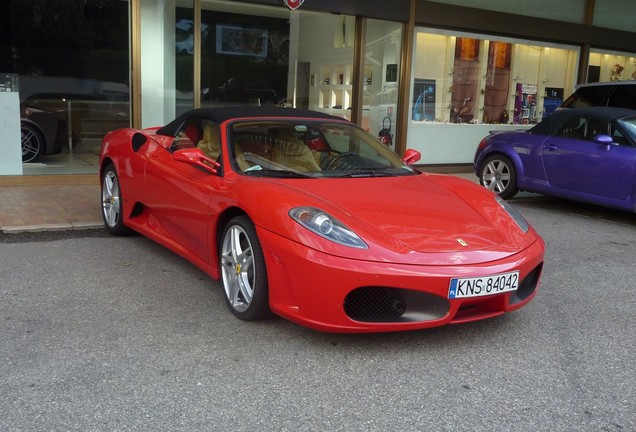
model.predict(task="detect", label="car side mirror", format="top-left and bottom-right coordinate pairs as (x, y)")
top-left (173, 148), bottom-right (219, 174)
top-left (402, 149), bottom-right (421, 165)
top-left (593, 134), bottom-right (614, 151)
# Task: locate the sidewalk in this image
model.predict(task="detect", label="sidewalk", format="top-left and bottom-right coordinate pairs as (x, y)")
top-left (0, 169), bottom-right (479, 234)
top-left (0, 175), bottom-right (102, 234)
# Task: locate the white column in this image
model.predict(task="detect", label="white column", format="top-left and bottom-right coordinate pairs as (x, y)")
top-left (140, 0), bottom-right (177, 128)
top-left (0, 92), bottom-right (23, 175)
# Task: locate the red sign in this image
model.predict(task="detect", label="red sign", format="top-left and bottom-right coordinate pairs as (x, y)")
top-left (282, 0), bottom-right (304, 10)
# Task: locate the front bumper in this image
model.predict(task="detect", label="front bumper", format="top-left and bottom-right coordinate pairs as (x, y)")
top-left (259, 229), bottom-right (545, 333)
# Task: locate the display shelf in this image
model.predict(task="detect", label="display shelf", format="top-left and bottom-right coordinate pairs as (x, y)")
top-left (320, 66), bottom-right (332, 85)
top-left (319, 88), bottom-right (331, 108)
top-left (316, 63), bottom-right (354, 112)
top-left (334, 64), bottom-right (346, 85)
top-left (318, 88), bottom-right (349, 110)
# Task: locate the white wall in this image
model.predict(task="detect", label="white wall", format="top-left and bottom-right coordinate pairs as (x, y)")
top-left (408, 123), bottom-right (531, 164)
top-left (0, 92), bottom-right (23, 175)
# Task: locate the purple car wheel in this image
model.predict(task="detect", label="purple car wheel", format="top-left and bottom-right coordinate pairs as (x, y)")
top-left (479, 154), bottom-right (519, 199)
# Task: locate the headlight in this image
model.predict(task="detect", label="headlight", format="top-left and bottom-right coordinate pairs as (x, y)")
top-left (496, 196), bottom-right (529, 233)
top-left (289, 207), bottom-right (368, 249)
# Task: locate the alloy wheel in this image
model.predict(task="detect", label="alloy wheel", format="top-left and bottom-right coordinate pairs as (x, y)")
top-left (220, 224), bottom-right (256, 313)
top-left (481, 156), bottom-right (518, 199)
top-left (21, 125), bottom-right (43, 163)
top-left (102, 170), bottom-right (121, 229)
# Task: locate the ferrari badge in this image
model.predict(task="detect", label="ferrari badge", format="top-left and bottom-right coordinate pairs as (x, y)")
top-left (282, 0), bottom-right (304, 10)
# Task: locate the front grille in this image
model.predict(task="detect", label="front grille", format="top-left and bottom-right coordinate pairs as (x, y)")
top-left (344, 287), bottom-right (406, 322)
top-left (344, 287), bottom-right (450, 323)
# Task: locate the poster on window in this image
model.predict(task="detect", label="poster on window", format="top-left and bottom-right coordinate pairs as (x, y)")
top-left (456, 38), bottom-right (479, 62)
top-left (484, 42), bottom-right (511, 123)
top-left (216, 25), bottom-right (268, 58)
top-left (514, 83), bottom-right (538, 124)
top-left (412, 79), bottom-right (436, 121)
top-left (542, 87), bottom-right (563, 120)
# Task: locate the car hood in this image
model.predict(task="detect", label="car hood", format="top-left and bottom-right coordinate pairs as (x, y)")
top-left (232, 173), bottom-right (537, 265)
top-left (291, 175), bottom-right (503, 253)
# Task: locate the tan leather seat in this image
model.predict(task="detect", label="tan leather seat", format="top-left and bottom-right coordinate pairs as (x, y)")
top-left (197, 123), bottom-right (221, 159)
top-left (273, 141), bottom-right (321, 171)
top-left (269, 129), bottom-right (321, 172)
top-left (233, 134), bottom-right (275, 171)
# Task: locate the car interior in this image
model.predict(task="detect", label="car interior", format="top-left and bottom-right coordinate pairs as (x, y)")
top-left (559, 117), bottom-right (587, 140)
top-left (233, 126), bottom-right (321, 172)
top-left (168, 118), bottom-right (408, 176)
top-left (197, 122), bottom-right (222, 160)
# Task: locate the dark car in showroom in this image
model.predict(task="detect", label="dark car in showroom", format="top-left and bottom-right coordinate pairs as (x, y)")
top-left (474, 106), bottom-right (636, 212)
top-left (21, 93), bottom-right (129, 163)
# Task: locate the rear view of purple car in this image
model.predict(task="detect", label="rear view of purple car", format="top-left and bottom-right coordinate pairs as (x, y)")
top-left (474, 107), bottom-right (636, 212)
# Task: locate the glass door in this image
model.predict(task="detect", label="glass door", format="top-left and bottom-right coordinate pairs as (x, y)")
top-left (362, 19), bottom-right (403, 150)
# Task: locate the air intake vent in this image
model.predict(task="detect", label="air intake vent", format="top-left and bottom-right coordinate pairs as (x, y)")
top-left (344, 287), bottom-right (406, 322)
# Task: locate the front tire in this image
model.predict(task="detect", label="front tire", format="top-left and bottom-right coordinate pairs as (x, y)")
top-left (101, 164), bottom-right (129, 235)
top-left (220, 216), bottom-right (271, 320)
top-left (21, 123), bottom-right (45, 163)
top-left (479, 154), bottom-right (518, 199)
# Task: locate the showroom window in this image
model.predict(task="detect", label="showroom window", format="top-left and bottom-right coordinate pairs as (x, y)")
top-left (199, 1), bottom-right (290, 109)
top-left (145, 1), bottom-right (368, 131)
top-left (139, 1), bottom-right (361, 126)
top-left (4, 0), bottom-right (131, 174)
top-left (407, 28), bottom-right (579, 164)
top-left (587, 49), bottom-right (636, 83)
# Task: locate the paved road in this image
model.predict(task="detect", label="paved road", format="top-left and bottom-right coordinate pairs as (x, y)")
top-left (1, 196), bottom-right (634, 431)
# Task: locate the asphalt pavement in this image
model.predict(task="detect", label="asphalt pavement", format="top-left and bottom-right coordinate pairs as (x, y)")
top-left (0, 195), bottom-right (634, 431)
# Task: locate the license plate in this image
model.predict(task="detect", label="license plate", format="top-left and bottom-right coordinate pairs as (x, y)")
top-left (448, 271), bottom-right (519, 299)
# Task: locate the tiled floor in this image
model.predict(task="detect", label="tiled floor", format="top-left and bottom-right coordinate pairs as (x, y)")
top-left (22, 152), bottom-right (100, 176)
top-left (0, 175), bottom-right (102, 233)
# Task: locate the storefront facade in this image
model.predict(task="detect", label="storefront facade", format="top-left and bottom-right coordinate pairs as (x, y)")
top-left (406, 0), bottom-right (636, 164)
top-left (1, 0), bottom-right (635, 176)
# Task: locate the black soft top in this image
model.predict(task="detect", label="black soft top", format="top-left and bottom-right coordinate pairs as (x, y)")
top-left (156, 106), bottom-right (346, 137)
top-left (530, 106), bottom-right (636, 135)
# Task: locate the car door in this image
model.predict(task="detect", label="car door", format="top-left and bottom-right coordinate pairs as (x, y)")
top-left (143, 120), bottom-right (219, 262)
top-left (541, 115), bottom-right (636, 200)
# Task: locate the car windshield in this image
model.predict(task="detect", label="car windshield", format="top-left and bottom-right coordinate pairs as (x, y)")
top-left (229, 120), bottom-right (417, 178)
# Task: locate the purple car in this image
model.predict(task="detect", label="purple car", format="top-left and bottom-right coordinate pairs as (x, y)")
top-left (474, 107), bottom-right (636, 212)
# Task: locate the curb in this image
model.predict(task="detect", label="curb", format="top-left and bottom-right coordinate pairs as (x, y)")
top-left (1, 221), bottom-right (103, 234)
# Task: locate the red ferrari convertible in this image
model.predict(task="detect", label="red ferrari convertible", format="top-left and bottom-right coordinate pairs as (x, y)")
top-left (100, 106), bottom-right (544, 333)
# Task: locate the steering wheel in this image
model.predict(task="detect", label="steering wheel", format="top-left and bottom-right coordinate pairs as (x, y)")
top-left (327, 152), bottom-right (357, 170)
